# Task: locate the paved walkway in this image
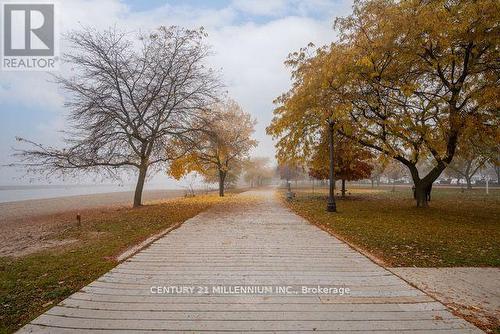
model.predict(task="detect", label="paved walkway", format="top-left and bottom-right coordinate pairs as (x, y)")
top-left (20, 190), bottom-right (481, 333)
top-left (392, 267), bottom-right (499, 331)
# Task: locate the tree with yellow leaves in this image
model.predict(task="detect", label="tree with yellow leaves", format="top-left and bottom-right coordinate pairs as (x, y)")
top-left (169, 99), bottom-right (257, 197)
top-left (268, 0), bottom-right (499, 207)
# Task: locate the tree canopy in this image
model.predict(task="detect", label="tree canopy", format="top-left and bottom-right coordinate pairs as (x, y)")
top-left (15, 26), bottom-right (221, 206)
top-left (308, 130), bottom-right (373, 183)
top-left (268, 0), bottom-right (500, 207)
top-left (168, 99), bottom-right (257, 196)
top-left (243, 157), bottom-right (274, 187)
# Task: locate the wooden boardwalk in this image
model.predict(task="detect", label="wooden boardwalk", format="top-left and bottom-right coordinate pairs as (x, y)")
top-left (19, 190), bottom-right (482, 333)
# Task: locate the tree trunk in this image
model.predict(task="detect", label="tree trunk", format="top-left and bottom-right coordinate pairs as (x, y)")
top-left (408, 163), bottom-right (443, 208)
top-left (341, 179), bottom-right (346, 197)
top-left (133, 163), bottom-right (148, 207)
top-left (496, 165), bottom-right (500, 185)
top-left (218, 170), bottom-right (226, 197)
top-left (414, 182), bottom-right (429, 208)
top-left (465, 161), bottom-right (473, 189)
top-left (371, 179), bottom-right (374, 188)
top-left (466, 176), bottom-right (472, 189)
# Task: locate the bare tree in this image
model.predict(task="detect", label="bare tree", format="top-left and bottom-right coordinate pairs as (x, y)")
top-left (491, 150), bottom-right (500, 186)
top-left (447, 137), bottom-right (494, 189)
top-left (479, 144), bottom-right (500, 186)
top-left (447, 158), bottom-right (487, 190)
top-left (13, 26), bottom-right (221, 207)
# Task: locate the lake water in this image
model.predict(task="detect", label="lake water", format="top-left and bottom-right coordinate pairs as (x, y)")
top-left (0, 184), bottom-right (171, 203)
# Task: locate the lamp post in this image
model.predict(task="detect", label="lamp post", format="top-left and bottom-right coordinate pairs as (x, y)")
top-left (327, 119), bottom-right (337, 212)
top-left (286, 179), bottom-right (293, 200)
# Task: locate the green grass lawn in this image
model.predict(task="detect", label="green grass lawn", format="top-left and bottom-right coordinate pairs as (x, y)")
top-left (284, 185), bottom-right (500, 267)
top-left (0, 192), bottom-right (239, 334)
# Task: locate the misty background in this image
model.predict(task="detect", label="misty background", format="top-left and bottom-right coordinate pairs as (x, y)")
top-left (0, 0), bottom-right (353, 201)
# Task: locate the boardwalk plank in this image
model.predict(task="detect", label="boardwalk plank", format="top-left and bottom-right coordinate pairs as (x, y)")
top-left (18, 190), bottom-right (481, 333)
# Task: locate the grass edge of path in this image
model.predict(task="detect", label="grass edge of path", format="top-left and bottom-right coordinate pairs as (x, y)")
top-left (0, 191), bottom-right (243, 334)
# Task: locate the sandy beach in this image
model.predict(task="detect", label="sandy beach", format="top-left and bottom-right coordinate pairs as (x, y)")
top-left (0, 189), bottom-right (187, 257)
top-left (0, 189), bottom-right (186, 222)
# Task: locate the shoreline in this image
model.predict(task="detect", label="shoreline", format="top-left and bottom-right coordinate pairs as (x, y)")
top-left (0, 189), bottom-right (187, 223)
top-left (0, 189), bottom-right (189, 257)
top-left (0, 183), bottom-right (184, 204)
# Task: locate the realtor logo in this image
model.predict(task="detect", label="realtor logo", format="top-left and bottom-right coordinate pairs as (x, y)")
top-left (1, 2), bottom-right (58, 71)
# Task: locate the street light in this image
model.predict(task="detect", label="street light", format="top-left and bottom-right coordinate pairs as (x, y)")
top-left (327, 119), bottom-right (337, 212)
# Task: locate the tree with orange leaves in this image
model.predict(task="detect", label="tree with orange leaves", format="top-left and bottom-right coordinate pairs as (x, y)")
top-left (308, 130), bottom-right (373, 197)
top-left (169, 99), bottom-right (257, 197)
